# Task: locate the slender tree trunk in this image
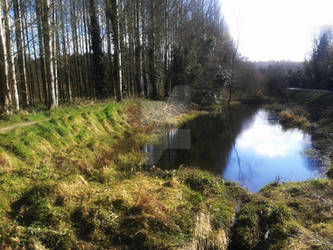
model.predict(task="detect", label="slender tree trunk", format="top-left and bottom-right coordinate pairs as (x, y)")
top-left (4, 0), bottom-right (19, 111)
top-left (31, 22), bottom-right (42, 103)
top-left (70, 0), bottom-right (83, 98)
top-left (89, 0), bottom-right (107, 98)
top-left (40, 0), bottom-right (57, 109)
top-left (79, 1), bottom-right (88, 97)
top-left (83, 0), bottom-right (92, 98)
top-left (128, 8), bottom-right (135, 97)
top-left (148, 0), bottom-right (157, 99)
top-left (0, 1), bottom-right (11, 113)
top-left (141, 5), bottom-right (149, 97)
top-left (135, 0), bottom-right (144, 97)
top-left (22, 5), bottom-right (35, 105)
top-left (13, 0), bottom-right (29, 106)
top-left (60, 1), bottom-right (71, 102)
top-left (105, 0), bottom-right (115, 97)
top-left (65, 14), bottom-right (73, 100)
top-left (110, 0), bottom-right (123, 101)
top-left (36, 0), bottom-right (48, 105)
top-left (51, 0), bottom-right (59, 106)
top-left (164, 0), bottom-right (170, 97)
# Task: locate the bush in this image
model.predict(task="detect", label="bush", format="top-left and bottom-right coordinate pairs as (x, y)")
top-left (280, 111), bottom-right (310, 130)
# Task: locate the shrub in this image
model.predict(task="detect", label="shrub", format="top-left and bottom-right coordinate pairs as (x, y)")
top-left (280, 111), bottom-right (310, 130)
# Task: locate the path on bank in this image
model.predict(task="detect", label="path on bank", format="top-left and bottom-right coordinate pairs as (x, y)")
top-left (0, 119), bottom-right (50, 134)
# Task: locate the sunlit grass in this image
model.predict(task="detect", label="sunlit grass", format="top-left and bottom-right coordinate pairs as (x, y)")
top-left (1, 99), bottom-right (234, 249)
top-left (280, 110), bottom-right (310, 130)
top-left (0, 99), bottom-right (332, 249)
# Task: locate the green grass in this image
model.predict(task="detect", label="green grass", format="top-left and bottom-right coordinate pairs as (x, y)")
top-left (0, 99), bottom-right (332, 249)
top-left (230, 197), bottom-right (299, 249)
top-left (256, 180), bottom-right (333, 249)
top-left (0, 100), bottom-right (117, 129)
top-left (0, 99), bottom-right (242, 249)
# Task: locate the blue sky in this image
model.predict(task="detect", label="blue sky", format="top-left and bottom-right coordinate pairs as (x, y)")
top-left (221, 0), bottom-right (333, 61)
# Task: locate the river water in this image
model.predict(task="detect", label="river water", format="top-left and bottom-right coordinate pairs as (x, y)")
top-left (143, 105), bottom-right (322, 192)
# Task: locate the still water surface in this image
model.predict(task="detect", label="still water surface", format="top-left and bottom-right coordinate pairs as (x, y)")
top-left (144, 106), bottom-right (322, 192)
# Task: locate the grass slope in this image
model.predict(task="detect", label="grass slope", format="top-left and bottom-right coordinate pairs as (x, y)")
top-left (0, 98), bottom-right (332, 249)
top-left (231, 178), bottom-right (333, 250)
top-left (0, 100), bottom-right (245, 249)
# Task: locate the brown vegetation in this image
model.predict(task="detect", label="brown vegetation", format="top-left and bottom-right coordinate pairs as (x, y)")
top-left (280, 110), bottom-right (310, 130)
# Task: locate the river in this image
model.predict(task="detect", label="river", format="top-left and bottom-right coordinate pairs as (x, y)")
top-left (143, 105), bottom-right (323, 192)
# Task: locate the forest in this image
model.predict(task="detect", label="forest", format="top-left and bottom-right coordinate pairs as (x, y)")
top-left (0, 0), bottom-right (242, 112)
top-left (287, 27), bottom-right (333, 91)
top-left (1, 0), bottom-right (333, 113)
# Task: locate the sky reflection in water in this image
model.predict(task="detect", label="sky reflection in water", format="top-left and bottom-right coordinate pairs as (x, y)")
top-left (147, 107), bottom-right (322, 193)
top-left (223, 110), bottom-right (320, 192)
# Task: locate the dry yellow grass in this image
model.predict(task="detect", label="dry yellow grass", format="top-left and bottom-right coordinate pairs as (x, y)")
top-left (136, 194), bottom-right (168, 222)
top-left (0, 153), bottom-right (11, 170)
top-left (280, 110), bottom-right (310, 129)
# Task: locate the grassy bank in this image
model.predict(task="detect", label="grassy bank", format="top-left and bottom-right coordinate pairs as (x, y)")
top-left (231, 178), bottom-right (333, 249)
top-left (266, 91), bottom-right (333, 170)
top-left (0, 98), bottom-right (332, 249)
top-left (0, 99), bottom-right (247, 249)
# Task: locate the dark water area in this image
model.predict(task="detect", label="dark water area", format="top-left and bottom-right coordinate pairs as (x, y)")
top-left (144, 105), bottom-right (322, 192)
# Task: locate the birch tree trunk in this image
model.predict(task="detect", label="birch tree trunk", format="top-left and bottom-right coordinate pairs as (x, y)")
top-left (51, 0), bottom-right (59, 106)
top-left (31, 20), bottom-right (42, 103)
top-left (110, 0), bottom-right (123, 102)
top-left (4, 0), bottom-right (19, 111)
top-left (60, 0), bottom-right (71, 102)
top-left (22, 4), bottom-right (35, 105)
top-left (0, 0), bottom-right (11, 113)
top-left (36, 0), bottom-right (48, 105)
top-left (40, 0), bottom-right (57, 109)
top-left (13, 0), bottom-right (29, 106)
top-left (70, 0), bottom-right (82, 98)
top-left (135, 0), bottom-right (144, 97)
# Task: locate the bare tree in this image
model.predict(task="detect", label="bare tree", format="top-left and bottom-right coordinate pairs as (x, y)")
top-left (109, 0), bottom-right (123, 101)
top-left (0, 0), bottom-right (241, 112)
top-left (3, 0), bottom-right (19, 111)
top-left (38, 0), bottom-right (57, 109)
top-left (0, 0), bottom-right (12, 113)
top-left (13, 0), bottom-right (29, 106)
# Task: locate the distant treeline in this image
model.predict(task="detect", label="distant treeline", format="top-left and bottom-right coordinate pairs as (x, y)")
top-left (0, 0), bottom-right (240, 113)
top-left (252, 27), bottom-right (333, 99)
top-left (286, 27), bottom-right (333, 91)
